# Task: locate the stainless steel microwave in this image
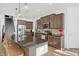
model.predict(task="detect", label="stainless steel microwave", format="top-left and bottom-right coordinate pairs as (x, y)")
top-left (42, 23), bottom-right (49, 29)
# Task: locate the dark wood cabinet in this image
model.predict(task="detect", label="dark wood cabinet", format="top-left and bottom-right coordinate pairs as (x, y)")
top-left (50, 13), bottom-right (64, 29)
top-left (17, 20), bottom-right (33, 29)
top-left (17, 20), bottom-right (33, 43)
top-left (50, 14), bottom-right (56, 29)
top-left (36, 13), bottom-right (64, 49)
top-left (24, 32), bottom-right (33, 42)
top-left (37, 19), bottom-right (42, 29)
top-left (41, 15), bottom-right (50, 29)
top-left (17, 20), bottom-right (26, 25)
top-left (37, 13), bottom-right (64, 29)
top-left (37, 15), bottom-right (50, 29)
top-left (35, 33), bottom-right (48, 44)
top-left (41, 15), bottom-right (50, 24)
top-left (48, 35), bottom-right (61, 49)
top-left (26, 22), bottom-right (33, 29)
top-left (56, 13), bottom-right (64, 29)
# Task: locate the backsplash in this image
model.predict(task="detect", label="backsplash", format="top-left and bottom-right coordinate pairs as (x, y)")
top-left (36, 29), bottom-right (64, 35)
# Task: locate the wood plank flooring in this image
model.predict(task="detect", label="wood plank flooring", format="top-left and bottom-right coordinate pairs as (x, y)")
top-left (48, 46), bottom-right (79, 56)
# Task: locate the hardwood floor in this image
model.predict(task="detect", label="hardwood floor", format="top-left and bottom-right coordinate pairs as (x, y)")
top-left (48, 46), bottom-right (79, 56)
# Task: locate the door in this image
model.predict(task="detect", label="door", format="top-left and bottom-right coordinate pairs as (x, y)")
top-left (67, 18), bottom-right (79, 48)
top-left (65, 7), bottom-right (79, 48)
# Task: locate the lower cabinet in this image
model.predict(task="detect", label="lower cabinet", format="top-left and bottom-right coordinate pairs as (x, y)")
top-left (48, 35), bottom-right (61, 49)
top-left (36, 42), bottom-right (48, 56)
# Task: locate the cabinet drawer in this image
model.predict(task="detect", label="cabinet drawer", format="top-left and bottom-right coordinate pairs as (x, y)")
top-left (53, 39), bottom-right (61, 49)
top-left (48, 35), bottom-right (61, 49)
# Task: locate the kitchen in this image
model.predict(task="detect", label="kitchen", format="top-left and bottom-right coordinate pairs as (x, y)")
top-left (0, 3), bottom-right (79, 56)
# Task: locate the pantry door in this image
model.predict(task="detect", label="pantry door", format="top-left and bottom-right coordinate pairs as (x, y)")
top-left (65, 7), bottom-right (79, 48)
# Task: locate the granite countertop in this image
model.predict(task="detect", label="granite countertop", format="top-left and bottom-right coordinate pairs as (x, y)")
top-left (23, 41), bottom-right (48, 48)
top-left (36, 32), bottom-right (48, 35)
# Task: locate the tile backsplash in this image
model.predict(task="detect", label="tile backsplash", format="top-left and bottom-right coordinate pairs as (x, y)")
top-left (36, 29), bottom-right (64, 35)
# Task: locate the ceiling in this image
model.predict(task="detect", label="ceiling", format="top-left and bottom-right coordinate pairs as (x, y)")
top-left (0, 3), bottom-right (79, 20)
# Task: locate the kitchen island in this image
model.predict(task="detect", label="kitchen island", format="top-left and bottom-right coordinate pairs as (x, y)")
top-left (23, 41), bottom-right (48, 56)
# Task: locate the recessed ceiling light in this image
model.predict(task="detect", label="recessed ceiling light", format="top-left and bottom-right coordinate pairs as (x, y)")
top-left (25, 5), bottom-right (28, 9)
top-left (49, 3), bottom-right (52, 6)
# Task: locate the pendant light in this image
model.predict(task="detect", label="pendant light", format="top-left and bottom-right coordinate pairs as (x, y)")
top-left (15, 3), bottom-right (21, 19)
top-left (24, 3), bottom-right (29, 10)
top-left (15, 3), bottom-right (29, 18)
top-left (18, 3), bottom-right (21, 17)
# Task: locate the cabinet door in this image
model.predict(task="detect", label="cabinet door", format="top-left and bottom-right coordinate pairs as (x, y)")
top-left (41, 15), bottom-right (50, 23)
top-left (48, 35), bottom-right (54, 45)
top-left (26, 22), bottom-right (33, 29)
top-left (56, 13), bottom-right (64, 29)
top-left (37, 20), bottom-right (39, 29)
top-left (17, 20), bottom-right (26, 25)
top-left (37, 19), bottom-right (42, 29)
top-left (50, 14), bottom-right (56, 29)
top-left (53, 37), bottom-right (61, 49)
top-left (41, 15), bottom-right (50, 29)
top-left (29, 22), bottom-right (33, 29)
top-left (60, 13), bottom-right (64, 28)
top-left (50, 13), bottom-right (64, 29)
top-left (48, 35), bottom-right (61, 49)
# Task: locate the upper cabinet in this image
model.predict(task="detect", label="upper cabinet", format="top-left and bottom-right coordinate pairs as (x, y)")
top-left (17, 20), bottom-right (33, 29)
top-left (17, 20), bottom-right (26, 25)
top-left (37, 16), bottom-right (50, 29)
top-left (50, 14), bottom-right (56, 29)
top-left (50, 13), bottom-right (64, 29)
top-left (26, 22), bottom-right (33, 29)
top-left (37, 19), bottom-right (42, 29)
top-left (41, 15), bottom-right (50, 29)
top-left (37, 13), bottom-right (64, 29)
top-left (41, 15), bottom-right (50, 24)
top-left (56, 13), bottom-right (64, 29)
